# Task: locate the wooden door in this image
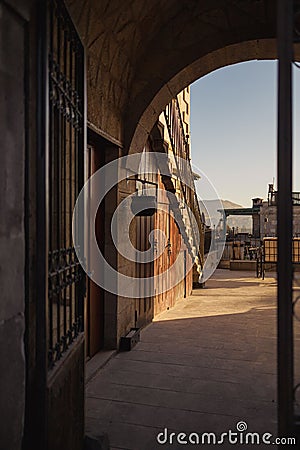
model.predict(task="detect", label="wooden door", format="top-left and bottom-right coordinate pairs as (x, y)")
top-left (85, 144), bottom-right (105, 357)
top-left (135, 214), bottom-right (154, 327)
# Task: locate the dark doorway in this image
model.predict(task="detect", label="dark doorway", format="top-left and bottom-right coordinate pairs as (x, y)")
top-left (135, 214), bottom-right (154, 328)
top-left (85, 132), bottom-right (106, 358)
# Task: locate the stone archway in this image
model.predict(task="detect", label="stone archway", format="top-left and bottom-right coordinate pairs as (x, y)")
top-left (66, 0), bottom-right (279, 152)
top-left (127, 38), bottom-right (278, 154)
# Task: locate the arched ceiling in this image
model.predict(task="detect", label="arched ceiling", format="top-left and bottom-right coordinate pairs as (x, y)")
top-left (65, 0), bottom-right (298, 153)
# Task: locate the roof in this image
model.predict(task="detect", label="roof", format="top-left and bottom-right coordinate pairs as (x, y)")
top-left (217, 206), bottom-right (261, 217)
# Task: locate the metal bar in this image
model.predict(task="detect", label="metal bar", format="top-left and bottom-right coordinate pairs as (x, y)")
top-left (74, 50), bottom-right (79, 334)
top-left (23, 13), bottom-right (31, 449)
top-left (48, 3), bottom-right (54, 362)
top-left (277, 0), bottom-right (294, 439)
top-left (36, 0), bottom-right (48, 446)
top-left (56, 8), bottom-right (61, 359)
top-left (77, 43), bottom-right (86, 333)
top-left (63, 24), bottom-right (67, 343)
top-left (69, 40), bottom-right (73, 343)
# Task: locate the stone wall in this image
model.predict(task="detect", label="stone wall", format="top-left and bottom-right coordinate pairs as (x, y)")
top-left (0, 1), bottom-right (31, 448)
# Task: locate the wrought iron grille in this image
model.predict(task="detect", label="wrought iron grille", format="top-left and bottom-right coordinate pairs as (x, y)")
top-left (47, 0), bottom-right (85, 369)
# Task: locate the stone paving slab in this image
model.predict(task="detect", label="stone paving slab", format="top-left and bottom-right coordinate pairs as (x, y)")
top-left (86, 270), bottom-right (297, 449)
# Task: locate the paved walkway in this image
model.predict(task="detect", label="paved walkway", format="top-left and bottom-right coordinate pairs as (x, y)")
top-left (86, 270), bottom-right (282, 449)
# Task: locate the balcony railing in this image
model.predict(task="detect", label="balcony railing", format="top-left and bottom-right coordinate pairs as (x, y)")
top-left (164, 97), bottom-right (204, 268)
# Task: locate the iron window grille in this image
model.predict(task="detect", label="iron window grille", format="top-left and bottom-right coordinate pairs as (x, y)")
top-left (47, 0), bottom-right (85, 369)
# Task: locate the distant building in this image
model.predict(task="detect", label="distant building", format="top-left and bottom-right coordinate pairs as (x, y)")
top-left (259, 184), bottom-right (300, 238)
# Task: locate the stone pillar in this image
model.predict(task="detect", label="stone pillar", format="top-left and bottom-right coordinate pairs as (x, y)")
top-left (252, 198), bottom-right (263, 238)
top-left (252, 213), bottom-right (261, 238)
top-left (222, 211), bottom-right (227, 241)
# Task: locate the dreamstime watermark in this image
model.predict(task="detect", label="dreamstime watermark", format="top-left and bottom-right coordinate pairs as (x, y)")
top-left (72, 152), bottom-right (225, 298)
top-left (156, 421), bottom-right (297, 446)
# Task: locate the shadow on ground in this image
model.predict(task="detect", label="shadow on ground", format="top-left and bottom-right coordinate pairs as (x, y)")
top-left (86, 270), bottom-right (282, 449)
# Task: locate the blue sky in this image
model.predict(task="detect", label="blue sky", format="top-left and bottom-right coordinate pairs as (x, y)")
top-left (190, 60), bottom-right (300, 207)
